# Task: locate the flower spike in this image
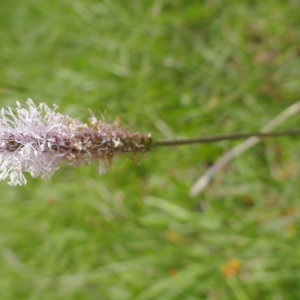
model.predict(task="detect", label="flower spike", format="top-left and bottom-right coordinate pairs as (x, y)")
top-left (0, 99), bottom-right (152, 186)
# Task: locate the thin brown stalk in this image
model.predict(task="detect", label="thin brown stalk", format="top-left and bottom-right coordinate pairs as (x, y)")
top-left (152, 129), bottom-right (300, 147)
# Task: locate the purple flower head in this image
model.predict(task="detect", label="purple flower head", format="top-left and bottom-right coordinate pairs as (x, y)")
top-left (0, 99), bottom-right (152, 186)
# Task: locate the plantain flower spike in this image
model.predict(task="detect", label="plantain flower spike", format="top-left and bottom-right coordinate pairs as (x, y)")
top-left (0, 99), bottom-right (152, 186)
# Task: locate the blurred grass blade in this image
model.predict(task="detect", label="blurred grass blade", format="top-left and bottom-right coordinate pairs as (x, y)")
top-left (145, 196), bottom-right (192, 220)
top-left (190, 101), bottom-right (300, 197)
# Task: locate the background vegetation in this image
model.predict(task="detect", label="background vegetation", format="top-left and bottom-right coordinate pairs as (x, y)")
top-left (1, 0), bottom-right (300, 299)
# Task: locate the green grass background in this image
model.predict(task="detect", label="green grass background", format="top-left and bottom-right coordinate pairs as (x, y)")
top-left (1, 0), bottom-right (300, 299)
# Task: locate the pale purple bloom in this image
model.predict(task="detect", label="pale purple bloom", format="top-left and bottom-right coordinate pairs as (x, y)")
top-left (0, 99), bottom-right (151, 186)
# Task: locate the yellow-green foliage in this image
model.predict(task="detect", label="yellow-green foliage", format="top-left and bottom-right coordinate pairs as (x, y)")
top-left (1, 0), bottom-right (300, 299)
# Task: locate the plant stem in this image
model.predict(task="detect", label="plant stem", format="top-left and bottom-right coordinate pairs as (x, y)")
top-left (152, 129), bottom-right (300, 147)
